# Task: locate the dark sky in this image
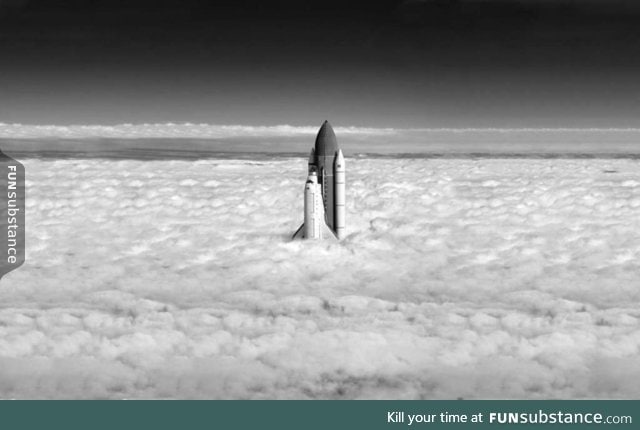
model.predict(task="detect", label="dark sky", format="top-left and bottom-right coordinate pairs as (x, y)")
top-left (1, 0), bottom-right (640, 127)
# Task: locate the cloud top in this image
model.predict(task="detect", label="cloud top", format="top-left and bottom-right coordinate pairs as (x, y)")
top-left (1, 156), bottom-right (639, 398)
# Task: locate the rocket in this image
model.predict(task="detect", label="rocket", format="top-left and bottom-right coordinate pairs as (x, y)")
top-left (293, 120), bottom-right (345, 240)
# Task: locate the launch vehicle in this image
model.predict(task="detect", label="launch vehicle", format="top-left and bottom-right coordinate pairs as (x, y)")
top-left (293, 121), bottom-right (345, 240)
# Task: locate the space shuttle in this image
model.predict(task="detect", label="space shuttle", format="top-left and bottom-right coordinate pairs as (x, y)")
top-left (293, 120), bottom-right (345, 240)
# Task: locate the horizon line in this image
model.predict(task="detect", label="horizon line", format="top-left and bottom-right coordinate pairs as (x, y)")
top-left (3, 122), bottom-right (640, 139)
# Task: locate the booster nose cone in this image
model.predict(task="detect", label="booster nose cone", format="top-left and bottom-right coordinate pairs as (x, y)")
top-left (314, 120), bottom-right (338, 156)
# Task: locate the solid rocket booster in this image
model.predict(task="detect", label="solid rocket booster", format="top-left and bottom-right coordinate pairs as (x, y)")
top-left (303, 172), bottom-right (323, 239)
top-left (293, 120), bottom-right (345, 240)
top-left (334, 149), bottom-right (345, 239)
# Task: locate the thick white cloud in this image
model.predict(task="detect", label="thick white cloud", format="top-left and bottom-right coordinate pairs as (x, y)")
top-left (1, 157), bottom-right (639, 399)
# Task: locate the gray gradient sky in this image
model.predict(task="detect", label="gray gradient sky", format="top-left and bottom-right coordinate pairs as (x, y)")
top-left (1, 0), bottom-right (640, 128)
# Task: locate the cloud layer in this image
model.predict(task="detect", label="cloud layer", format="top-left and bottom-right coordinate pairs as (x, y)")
top-left (0, 123), bottom-right (396, 139)
top-left (3, 124), bottom-right (640, 155)
top-left (1, 157), bottom-right (640, 398)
